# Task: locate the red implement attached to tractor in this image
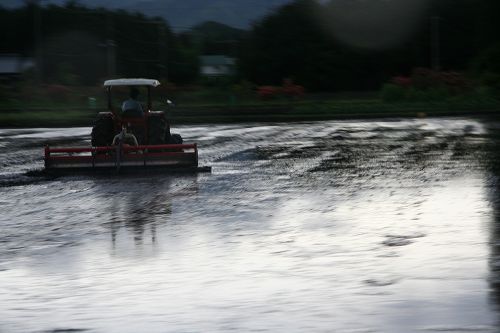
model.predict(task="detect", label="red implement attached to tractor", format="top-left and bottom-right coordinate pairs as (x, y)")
top-left (44, 78), bottom-right (203, 172)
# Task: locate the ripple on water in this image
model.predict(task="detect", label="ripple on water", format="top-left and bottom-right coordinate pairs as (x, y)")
top-left (420, 325), bottom-right (498, 332)
top-left (382, 233), bottom-right (426, 247)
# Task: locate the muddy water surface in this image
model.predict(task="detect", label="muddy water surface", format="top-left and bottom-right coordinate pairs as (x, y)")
top-left (1, 118), bottom-right (500, 332)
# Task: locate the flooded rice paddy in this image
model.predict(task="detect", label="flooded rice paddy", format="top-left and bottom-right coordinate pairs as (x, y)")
top-left (1, 118), bottom-right (500, 332)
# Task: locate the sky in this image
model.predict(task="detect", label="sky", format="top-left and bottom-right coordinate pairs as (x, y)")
top-left (2, 0), bottom-right (293, 29)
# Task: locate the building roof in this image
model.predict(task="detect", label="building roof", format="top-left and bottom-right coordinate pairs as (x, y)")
top-left (199, 55), bottom-right (235, 67)
top-left (103, 78), bottom-right (160, 87)
top-left (0, 55), bottom-right (34, 74)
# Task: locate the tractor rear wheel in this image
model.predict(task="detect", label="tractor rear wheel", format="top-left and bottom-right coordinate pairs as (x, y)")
top-left (91, 114), bottom-right (114, 147)
top-left (148, 114), bottom-right (167, 145)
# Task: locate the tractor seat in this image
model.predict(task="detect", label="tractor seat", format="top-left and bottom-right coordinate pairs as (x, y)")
top-left (122, 109), bottom-right (144, 118)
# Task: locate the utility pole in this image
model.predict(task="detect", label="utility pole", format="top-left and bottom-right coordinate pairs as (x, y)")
top-left (33, 0), bottom-right (43, 83)
top-left (430, 15), bottom-right (441, 71)
top-left (158, 21), bottom-right (167, 82)
top-left (106, 13), bottom-right (116, 77)
top-left (106, 39), bottom-right (116, 77)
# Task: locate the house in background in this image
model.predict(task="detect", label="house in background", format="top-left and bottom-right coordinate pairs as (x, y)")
top-left (199, 55), bottom-right (235, 77)
top-left (0, 54), bottom-right (35, 79)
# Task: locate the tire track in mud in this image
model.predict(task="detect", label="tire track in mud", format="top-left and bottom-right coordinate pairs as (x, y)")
top-left (0, 120), bottom-right (486, 187)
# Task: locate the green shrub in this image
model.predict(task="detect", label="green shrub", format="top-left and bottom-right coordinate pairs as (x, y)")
top-left (474, 86), bottom-right (496, 100)
top-left (426, 87), bottom-right (450, 101)
top-left (481, 72), bottom-right (500, 94)
top-left (199, 75), bottom-right (236, 88)
top-left (380, 84), bottom-right (406, 102)
top-left (56, 63), bottom-right (80, 86)
top-left (406, 87), bottom-right (427, 102)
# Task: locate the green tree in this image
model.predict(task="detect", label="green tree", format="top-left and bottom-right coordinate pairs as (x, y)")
top-left (0, 3), bottom-right (200, 85)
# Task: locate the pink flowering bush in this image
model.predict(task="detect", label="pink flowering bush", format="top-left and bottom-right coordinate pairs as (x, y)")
top-left (257, 79), bottom-right (304, 100)
top-left (391, 76), bottom-right (412, 88)
top-left (45, 84), bottom-right (73, 102)
top-left (382, 68), bottom-right (471, 102)
top-left (257, 86), bottom-right (282, 99)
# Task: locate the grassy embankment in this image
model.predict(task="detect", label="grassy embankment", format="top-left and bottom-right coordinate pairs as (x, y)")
top-left (1, 91), bottom-right (499, 127)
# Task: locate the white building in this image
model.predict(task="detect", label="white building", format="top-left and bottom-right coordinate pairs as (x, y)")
top-left (199, 55), bottom-right (235, 77)
top-left (0, 54), bottom-right (35, 77)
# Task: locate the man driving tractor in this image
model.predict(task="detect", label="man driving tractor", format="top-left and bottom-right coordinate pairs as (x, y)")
top-left (121, 87), bottom-right (144, 117)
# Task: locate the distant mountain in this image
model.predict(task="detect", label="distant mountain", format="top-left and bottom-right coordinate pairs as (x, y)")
top-left (0, 0), bottom-right (23, 7)
top-left (191, 21), bottom-right (246, 42)
top-left (189, 21), bottom-right (247, 56)
top-left (2, 0), bottom-right (292, 30)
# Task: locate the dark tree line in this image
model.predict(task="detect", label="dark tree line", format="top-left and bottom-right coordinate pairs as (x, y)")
top-left (1, 0), bottom-right (499, 91)
top-left (0, 2), bottom-right (199, 85)
top-left (239, 0), bottom-right (500, 91)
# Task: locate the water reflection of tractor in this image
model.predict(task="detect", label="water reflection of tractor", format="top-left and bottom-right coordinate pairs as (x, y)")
top-left (45, 79), bottom-right (207, 172)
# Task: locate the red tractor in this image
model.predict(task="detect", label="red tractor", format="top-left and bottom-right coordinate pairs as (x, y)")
top-left (91, 78), bottom-right (182, 147)
top-left (45, 78), bottom-right (200, 171)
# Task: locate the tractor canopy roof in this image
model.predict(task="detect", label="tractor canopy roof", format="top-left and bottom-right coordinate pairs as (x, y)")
top-left (104, 78), bottom-right (160, 87)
